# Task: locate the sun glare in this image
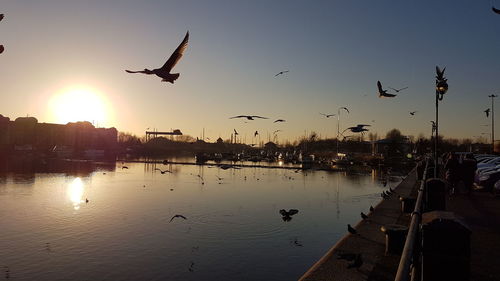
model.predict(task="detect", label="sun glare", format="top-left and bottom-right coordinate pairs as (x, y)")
top-left (49, 86), bottom-right (113, 126)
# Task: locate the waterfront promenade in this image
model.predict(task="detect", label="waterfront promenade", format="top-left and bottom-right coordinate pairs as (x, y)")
top-left (300, 167), bottom-right (419, 281)
top-left (300, 166), bottom-right (500, 281)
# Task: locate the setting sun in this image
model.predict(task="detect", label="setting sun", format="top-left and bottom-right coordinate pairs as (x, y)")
top-left (49, 86), bottom-right (113, 126)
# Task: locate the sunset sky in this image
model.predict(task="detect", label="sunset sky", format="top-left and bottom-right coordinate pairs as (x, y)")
top-left (1, 0), bottom-right (500, 143)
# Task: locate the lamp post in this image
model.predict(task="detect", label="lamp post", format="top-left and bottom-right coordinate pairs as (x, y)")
top-left (434, 66), bottom-right (449, 177)
top-left (336, 107), bottom-right (349, 157)
top-left (488, 94), bottom-right (498, 153)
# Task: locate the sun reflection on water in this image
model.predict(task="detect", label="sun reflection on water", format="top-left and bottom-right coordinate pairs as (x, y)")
top-left (68, 177), bottom-right (84, 210)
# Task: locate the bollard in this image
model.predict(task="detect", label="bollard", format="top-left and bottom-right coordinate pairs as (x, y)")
top-left (425, 178), bottom-right (446, 211)
top-left (421, 211), bottom-right (471, 281)
top-left (380, 224), bottom-right (408, 255)
top-left (399, 196), bottom-right (416, 213)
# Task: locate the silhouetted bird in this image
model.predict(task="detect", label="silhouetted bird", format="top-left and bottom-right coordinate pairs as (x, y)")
top-left (344, 124), bottom-right (370, 134)
top-left (493, 6), bottom-right (500, 14)
top-left (340, 107), bottom-right (350, 113)
top-left (169, 214), bottom-right (187, 222)
top-left (280, 209), bottom-right (299, 222)
top-left (410, 111), bottom-right (417, 116)
top-left (230, 115), bottom-right (269, 120)
top-left (126, 31), bottom-right (189, 83)
top-left (378, 81), bottom-right (397, 98)
top-left (254, 131), bottom-right (259, 137)
top-left (155, 168), bottom-right (172, 174)
top-left (274, 119), bottom-right (286, 123)
top-left (369, 206), bottom-right (374, 212)
top-left (389, 86), bottom-right (408, 93)
top-left (347, 224), bottom-right (357, 234)
top-left (320, 113), bottom-right (335, 118)
top-left (275, 70), bottom-right (289, 77)
top-left (361, 212), bottom-right (368, 220)
top-left (347, 254), bottom-right (363, 269)
top-left (485, 108), bottom-right (490, 117)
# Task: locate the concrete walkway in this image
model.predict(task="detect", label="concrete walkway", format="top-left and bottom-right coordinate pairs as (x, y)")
top-left (299, 168), bottom-right (420, 281)
top-left (446, 189), bottom-right (500, 281)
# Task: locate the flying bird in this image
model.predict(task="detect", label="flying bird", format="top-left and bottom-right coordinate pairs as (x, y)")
top-left (279, 209), bottom-right (299, 222)
top-left (254, 131), bottom-right (259, 137)
top-left (274, 119), bottom-right (286, 123)
top-left (233, 129), bottom-right (239, 135)
top-left (155, 168), bottom-right (172, 174)
top-left (125, 31), bottom-right (189, 83)
top-left (389, 86), bottom-right (409, 93)
top-left (344, 124), bottom-right (371, 134)
top-left (410, 111), bottom-right (417, 116)
top-left (320, 113), bottom-right (335, 118)
top-left (493, 6), bottom-right (500, 14)
top-left (347, 224), bottom-right (357, 235)
top-left (169, 214), bottom-right (187, 222)
top-left (378, 81), bottom-right (397, 98)
top-left (275, 70), bottom-right (289, 77)
top-left (230, 115), bottom-right (269, 120)
top-left (485, 108), bottom-right (490, 117)
top-left (340, 107), bottom-right (350, 114)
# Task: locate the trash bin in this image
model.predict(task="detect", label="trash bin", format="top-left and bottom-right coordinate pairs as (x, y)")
top-left (421, 211), bottom-right (471, 281)
top-left (425, 178), bottom-right (446, 211)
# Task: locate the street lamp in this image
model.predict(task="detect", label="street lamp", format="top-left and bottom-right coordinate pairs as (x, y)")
top-left (336, 106), bottom-right (350, 158)
top-left (434, 66), bottom-right (449, 177)
top-left (488, 94), bottom-right (498, 153)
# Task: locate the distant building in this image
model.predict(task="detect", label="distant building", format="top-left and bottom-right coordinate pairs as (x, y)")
top-left (0, 115), bottom-right (117, 154)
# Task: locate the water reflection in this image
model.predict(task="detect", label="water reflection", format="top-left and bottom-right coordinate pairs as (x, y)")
top-left (68, 177), bottom-right (84, 210)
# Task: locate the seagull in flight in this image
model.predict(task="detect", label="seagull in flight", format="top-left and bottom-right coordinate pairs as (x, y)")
top-left (230, 115), bottom-right (269, 120)
top-left (378, 81), bottom-right (396, 98)
top-left (345, 124), bottom-right (371, 133)
top-left (320, 113), bottom-right (335, 118)
top-left (274, 119), bottom-right (286, 123)
top-left (169, 214), bottom-right (187, 222)
top-left (485, 108), bottom-right (491, 118)
top-left (389, 86), bottom-right (408, 93)
top-left (493, 6), bottom-right (500, 14)
top-left (126, 31), bottom-right (189, 83)
top-left (275, 70), bottom-right (289, 77)
top-left (410, 111), bottom-right (417, 116)
top-left (340, 107), bottom-right (350, 114)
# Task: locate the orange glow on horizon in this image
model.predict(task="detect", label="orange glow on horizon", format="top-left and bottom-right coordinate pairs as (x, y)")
top-left (48, 85), bottom-right (114, 127)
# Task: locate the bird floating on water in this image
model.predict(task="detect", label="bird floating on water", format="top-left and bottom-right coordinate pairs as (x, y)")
top-left (378, 81), bottom-right (396, 98)
top-left (126, 31), bottom-right (189, 83)
top-left (389, 86), bottom-right (408, 93)
top-left (275, 70), bottom-right (289, 77)
top-left (230, 115), bottom-right (269, 120)
top-left (169, 214), bottom-right (187, 222)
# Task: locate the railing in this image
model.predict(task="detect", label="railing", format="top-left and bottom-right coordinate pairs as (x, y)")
top-left (394, 158), bottom-right (430, 281)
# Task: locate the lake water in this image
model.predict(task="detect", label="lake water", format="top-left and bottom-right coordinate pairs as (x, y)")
top-left (0, 158), bottom-right (404, 281)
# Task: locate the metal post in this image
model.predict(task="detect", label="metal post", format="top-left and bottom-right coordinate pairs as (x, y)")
top-left (435, 91), bottom-right (439, 178)
top-left (336, 109), bottom-right (340, 157)
top-left (489, 94), bottom-right (497, 153)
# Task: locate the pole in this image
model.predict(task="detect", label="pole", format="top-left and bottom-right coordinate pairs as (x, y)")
top-left (336, 110), bottom-right (340, 157)
top-left (489, 94), bottom-right (497, 153)
top-left (435, 91), bottom-right (439, 177)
